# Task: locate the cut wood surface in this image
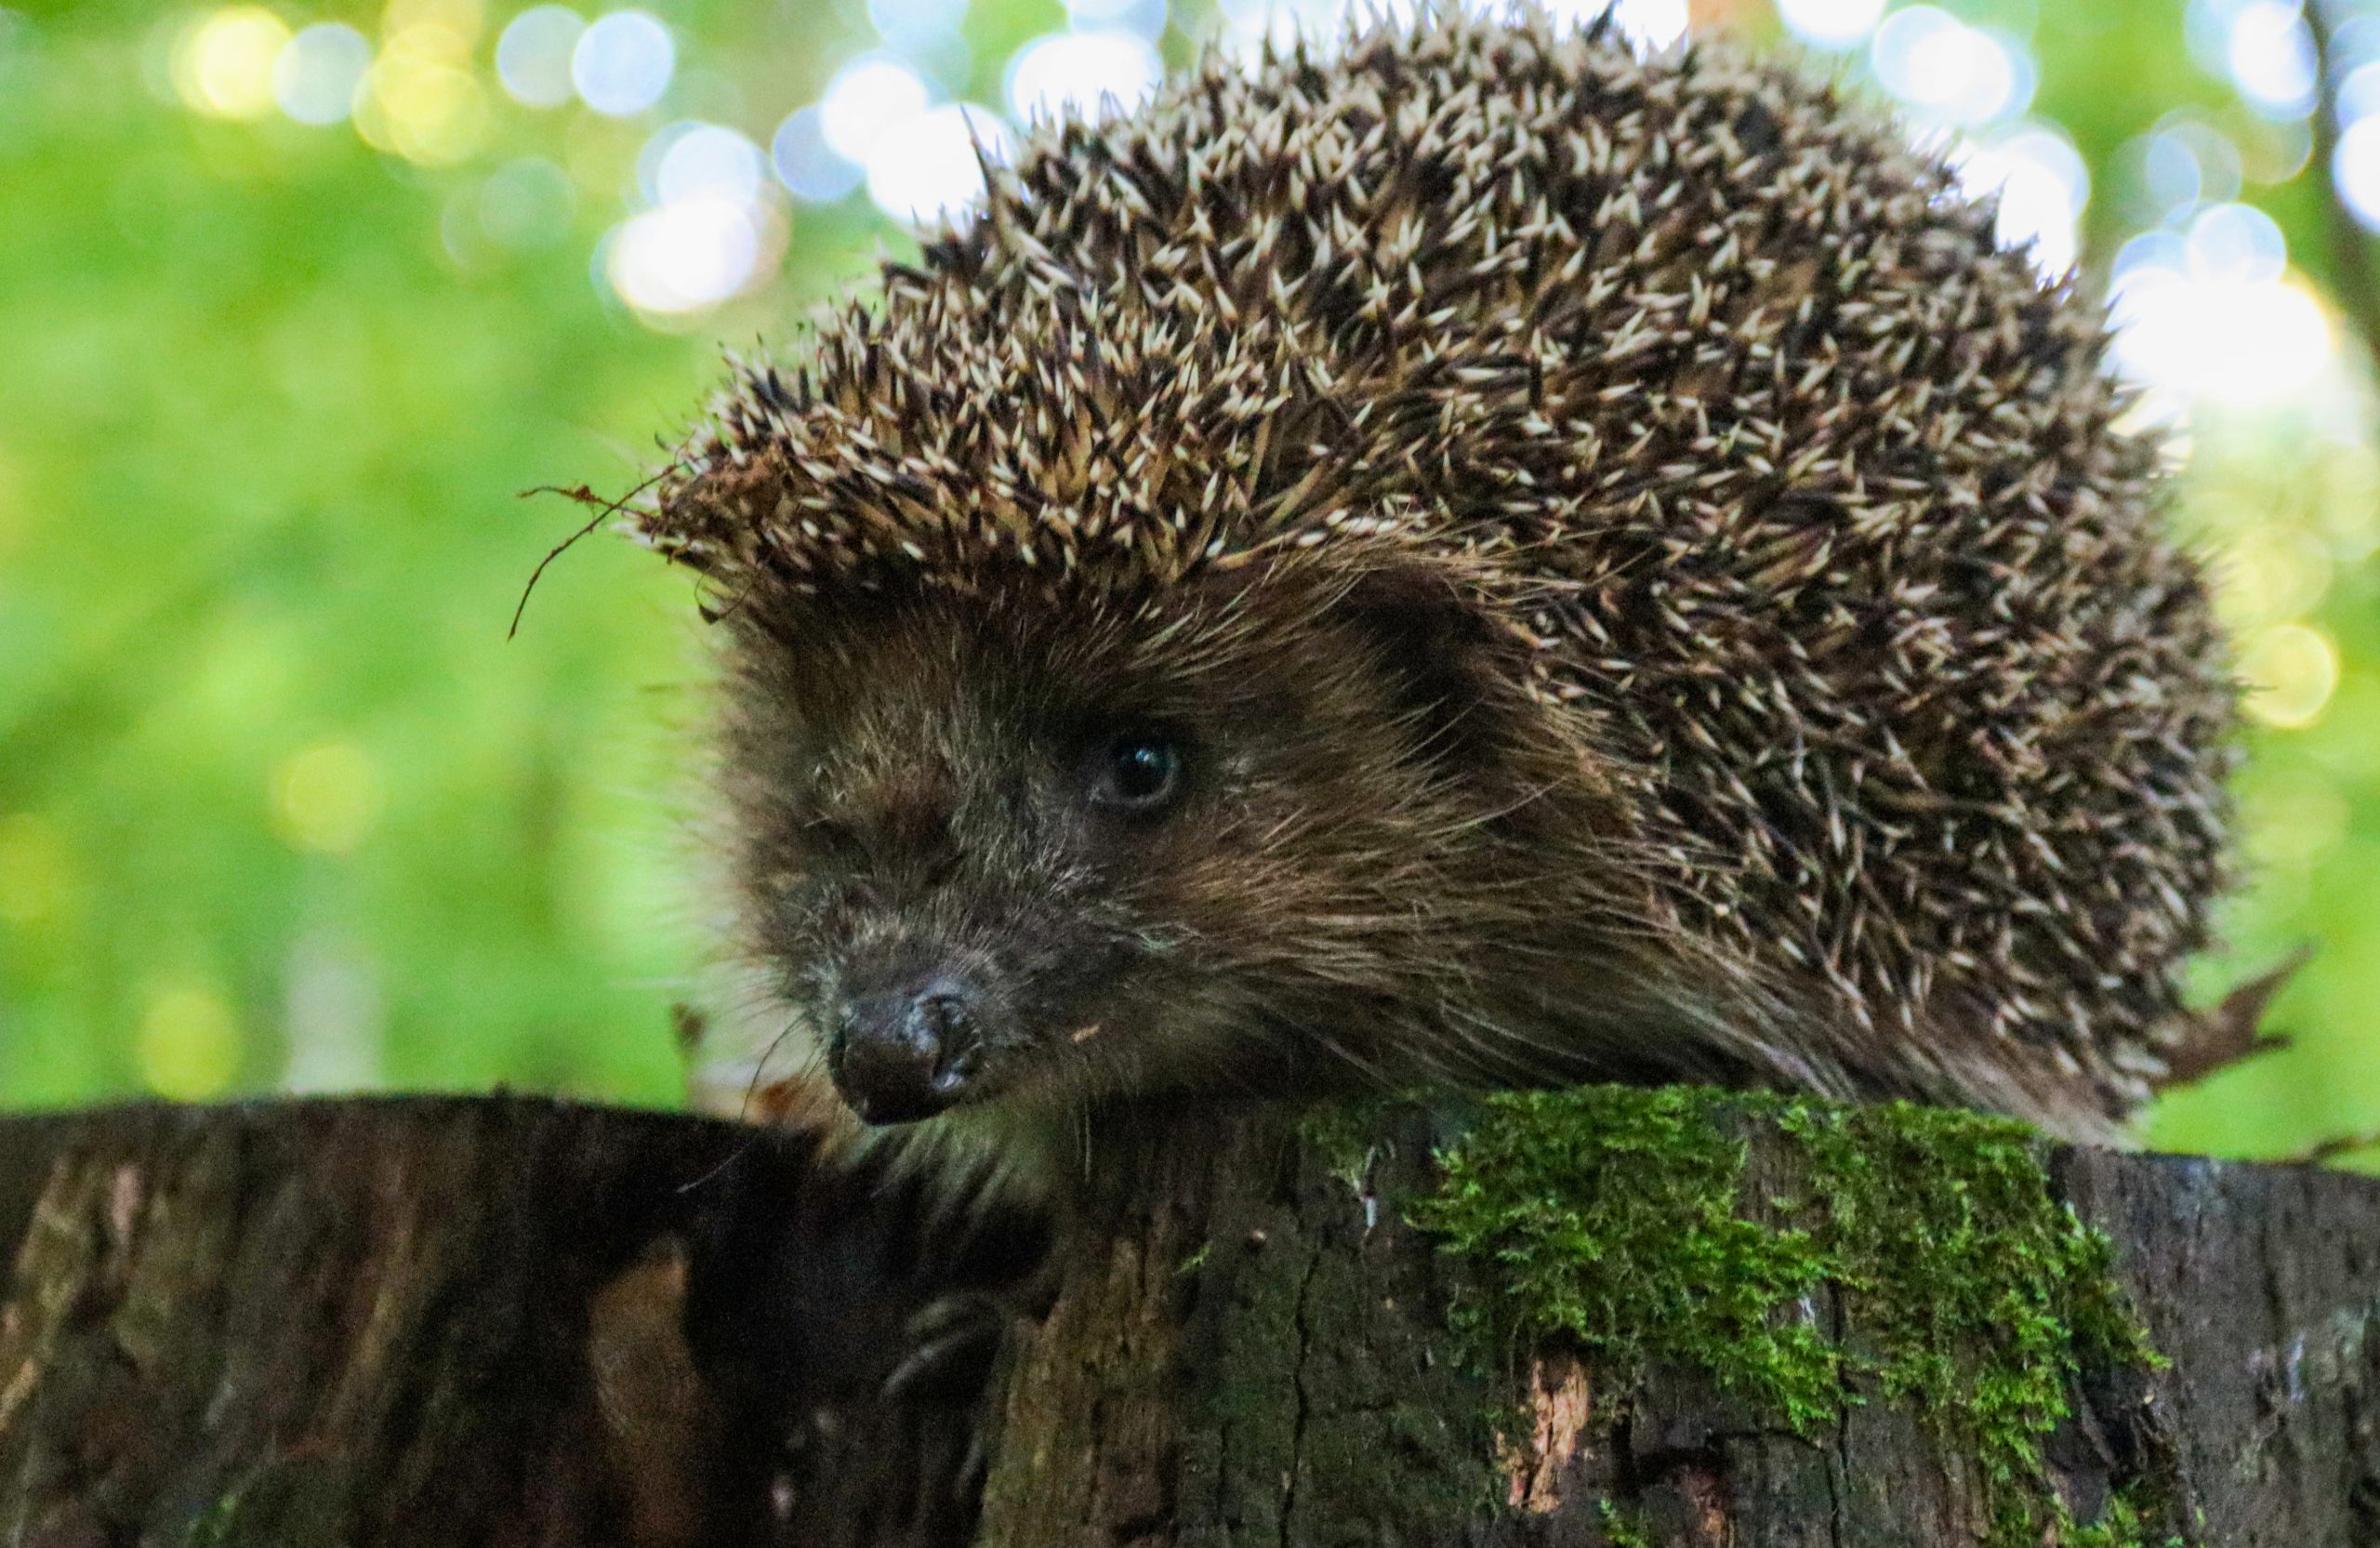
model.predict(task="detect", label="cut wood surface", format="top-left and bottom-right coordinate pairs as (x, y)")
top-left (1, 1093), bottom-right (2377, 1546)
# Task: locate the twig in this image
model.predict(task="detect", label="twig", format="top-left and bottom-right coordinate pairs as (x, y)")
top-left (507, 468), bottom-right (670, 640)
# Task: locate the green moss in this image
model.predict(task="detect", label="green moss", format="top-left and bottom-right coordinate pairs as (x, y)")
top-left (184, 1491), bottom-right (245, 1548)
top-left (1410, 1087), bottom-right (1839, 1429)
top-left (176, 1457), bottom-right (349, 1545)
top-left (2064, 1488), bottom-right (2185, 1548)
top-left (1298, 1098), bottom-right (1397, 1192)
top-left (1407, 1086), bottom-right (2165, 1548)
top-left (1596, 1499), bottom-right (1659, 1548)
top-left (1782, 1100), bottom-right (2162, 1544)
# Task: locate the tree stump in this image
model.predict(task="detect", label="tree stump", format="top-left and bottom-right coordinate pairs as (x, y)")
top-left (3, 1092), bottom-right (2378, 1546)
top-left (0, 1097), bottom-right (1033, 1548)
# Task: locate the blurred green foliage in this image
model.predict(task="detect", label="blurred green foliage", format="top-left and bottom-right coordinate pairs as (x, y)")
top-left (1, 0), bottom-right (2375, 1159)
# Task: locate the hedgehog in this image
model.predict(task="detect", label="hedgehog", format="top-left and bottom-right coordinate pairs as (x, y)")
top-left (632, 6), bottom-right (2272, 1158)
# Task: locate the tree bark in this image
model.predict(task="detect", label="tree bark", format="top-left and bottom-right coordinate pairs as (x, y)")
top-left (0, 1096), bottom-right (1026, 1548)
top-left (2, 1095), bottom-right (2378, 1546)
top-left (974, 1098), bottom-right (2380, 1547)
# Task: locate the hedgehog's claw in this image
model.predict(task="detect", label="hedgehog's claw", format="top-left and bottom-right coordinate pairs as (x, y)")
top-left (883, 1291), bottom-right (1011, 1403)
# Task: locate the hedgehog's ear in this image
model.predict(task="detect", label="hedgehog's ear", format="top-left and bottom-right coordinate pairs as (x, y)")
top-left (1327, 562), bottom-right (1523, 764)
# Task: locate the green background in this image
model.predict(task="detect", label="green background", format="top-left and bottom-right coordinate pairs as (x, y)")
top-left (2, 0), bottom-right (2374, 1160)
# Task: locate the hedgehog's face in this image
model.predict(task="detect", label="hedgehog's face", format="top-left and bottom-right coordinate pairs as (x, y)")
top-left (723, 560), bottom-right (1587, 1126)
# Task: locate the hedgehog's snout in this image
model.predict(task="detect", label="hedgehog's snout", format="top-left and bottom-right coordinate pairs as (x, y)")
top-left (828, 969), bottom-right (997, 1124)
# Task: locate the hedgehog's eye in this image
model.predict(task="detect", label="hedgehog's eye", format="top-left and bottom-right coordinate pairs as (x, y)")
top-left (1088, 732), bottom-right (1184, 814)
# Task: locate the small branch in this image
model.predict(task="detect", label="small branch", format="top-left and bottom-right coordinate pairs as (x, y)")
top-left (508, 468), bottom-right (670, 640)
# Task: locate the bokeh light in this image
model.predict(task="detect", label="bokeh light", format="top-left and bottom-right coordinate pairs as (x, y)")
top-left (1068, 0), bottom-right (1170, 43)
top-left (1213, 0), bottom-right (1340, 61)
top-left (2130, 120), bottom-right (2246, 222)
top-left (1006, 31), bottom-right (1163, 123)
top-left (355, 22), bottom-right (492, 165)
top-left (386, 0), bottom-right (486, 39)
top-left (573, 8), bottom-right (673, 117)
top-left (172, 8), bottom-right (291, 121)
top-left (2340, 59), bottom-right (2380, 125)
top-left (479, 156), bottom-right (578, 249)
top-left (282, 933), bottom-right (387, 1093)
top-left (271, 742), bottom-right (386, 856)
top-left (1870, 7), bottom-right (2028, 126)
top-left (865, 102), bottom-right (1018, 227)
top-left (2188, 201), bottom-right (2289, 283)
top-left (1619, 0), bottom-right (1688, 50)
top-left (1777, 0), bottom-right (1884, 50)
top-left (2334, 115), bottom-right (2380, 231)
top-left (2108, 206), bottom-right (2336, 409)
top-left (496, 4), bottom-right (587, 109)
top-left (2216, 523), bottom-right (2334, 631)
top-left (1952, 126), bottom-right (2089, 278)
top-left (137, 984), bottom-right (244, 1101)
top-left (649, 123), bottom-right (766, 207)
top-left (819, 54), bottom-right (936, 164)
top-left (773, 106), bottom-right (866, 203)
top-left (599, 115), bottom-right (786, 314)
top-left (869, 0), bottom-right (972, 61)
top-left (1547, 0), bottom-right (1688, 51)
top-left (2213, 0), bottom-right (2317, 119)
top-left (271, 22), bottom-right (371, 126)
top-left (607, 195), bottom-right (765, 314)
top-left (2241, 621), bottom-right (2343, 729)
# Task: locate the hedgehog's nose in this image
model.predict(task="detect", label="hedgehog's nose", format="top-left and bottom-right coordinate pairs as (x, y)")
top-left (829, 973), bottom-right (987, 1124)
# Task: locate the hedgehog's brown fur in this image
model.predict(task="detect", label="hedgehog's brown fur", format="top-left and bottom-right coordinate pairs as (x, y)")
top-left (640, 7), bottom-right (2243, 1144)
